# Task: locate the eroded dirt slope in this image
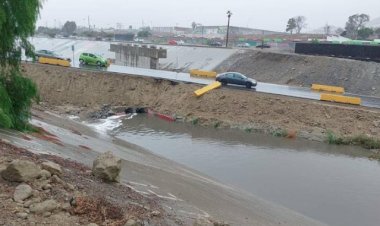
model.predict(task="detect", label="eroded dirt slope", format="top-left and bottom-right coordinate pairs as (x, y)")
top-left (215, 50), bottom-right (380, 96)
top-left (23, 63), bottom-right (380, 142)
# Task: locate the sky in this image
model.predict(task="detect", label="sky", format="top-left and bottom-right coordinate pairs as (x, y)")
top-left (38, 0), bottom-right (380, 32)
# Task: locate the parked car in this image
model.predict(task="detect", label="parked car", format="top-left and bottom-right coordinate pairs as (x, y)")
top-left (209, 41), bottom-right (223, 47)
top-left (216, 72), bottom-right (257, 89)
top-left (256, 43), bottom-right (271, 48)
top-left (35, 50), bottom-right (71, 62)
top-left (79, 53), bottom-right (108, 67)
top-left (237, 43), bottom-right (250, 48)
top-left (168, 40), bottom-right (178, 45)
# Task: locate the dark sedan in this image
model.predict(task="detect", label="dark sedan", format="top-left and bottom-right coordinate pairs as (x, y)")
top-left (216, 72), bottom-right (257, 89)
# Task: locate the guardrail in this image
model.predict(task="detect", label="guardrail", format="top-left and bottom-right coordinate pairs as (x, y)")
top-left (38, 57), bottom-right (71, 67)
top-left (194, 82), bottom-right (222, 97)
top-left (190, 69), bottom-right (217, 78)
top-left (320, 93), bottom-right (361, 105)
top-left (312, 84), bottom-right (345, 94)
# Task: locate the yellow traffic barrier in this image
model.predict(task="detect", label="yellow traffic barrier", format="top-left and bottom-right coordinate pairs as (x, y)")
top-left (190, 69), bottom-right (217, 78)
top-left (312, 84), bottom-right (345, 94)
top-left (320, 93), bottom-right (361, 105)
top-left (194, 82), bottom-right (222, 97)
top-left (38, 57), bottom-right (71, 67)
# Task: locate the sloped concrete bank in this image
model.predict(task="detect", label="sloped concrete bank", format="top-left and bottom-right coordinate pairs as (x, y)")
top-left (215, 50), bottom-right (380, 97)
top-left (23, 63), bottom-right (380, 147)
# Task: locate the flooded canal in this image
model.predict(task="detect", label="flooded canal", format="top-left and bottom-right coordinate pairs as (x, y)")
top-left (105, 114), bottom-right (380, 226)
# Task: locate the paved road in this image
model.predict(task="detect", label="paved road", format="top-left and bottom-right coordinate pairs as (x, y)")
top-left (75, 64), bottom-right (380, 109)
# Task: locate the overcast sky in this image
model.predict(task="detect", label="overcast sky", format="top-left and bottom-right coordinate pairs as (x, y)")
top-left (38, 0), bottom-right (380, 31)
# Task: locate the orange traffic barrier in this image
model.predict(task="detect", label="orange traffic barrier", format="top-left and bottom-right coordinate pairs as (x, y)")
top-left (320, 93), bottom-right (361, 105)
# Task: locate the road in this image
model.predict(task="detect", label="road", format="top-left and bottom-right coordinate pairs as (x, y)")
top-left (75, 63), bottom-right (380, 109)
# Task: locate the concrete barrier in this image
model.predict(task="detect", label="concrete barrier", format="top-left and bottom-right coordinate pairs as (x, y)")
top-left (38, 57), bottom-right (70, 67)
top-left (194, 82), bottom-right (222, 97)
top-left (190, 69), bottom-right (217, 78)
top-left (320, 93), bottom-right (361, 105)
top-left (312, 84), bottom-right (345, 93)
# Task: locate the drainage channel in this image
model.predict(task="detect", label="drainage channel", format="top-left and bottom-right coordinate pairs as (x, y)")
top-left (97, 114), bottom-right (380, 226)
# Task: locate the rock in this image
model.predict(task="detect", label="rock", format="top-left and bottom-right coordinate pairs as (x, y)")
top-left (1, 160), bottom-right (41, 182)
top-left (193, 218), bottom-right (213, 226)
top-left (41, 161), bottom-right (62, 176)
top-left (51, 175), bottom-right (65, 185)
top-left (87, 224), bottom-right (99, 226)
top-left (39, 170), bottom-right (52, 179)
top-left (374, 120), bottom-right (380, 128)
top-left (13, 184), bottom-right (33, 202)
top-left (213, 222), bottom-right (230, 226)
top-left (30, 199), bottom-right (58, 214)
top-left (16, 212), bottom-right (28, 219)
top-left (65, 183), bottom-right (75, 191)
top-left (124, 219), bottom-right (143, 226)
top-left (92, 151), bottom-right (121, 182)
top-left (150, 210), bottom-right (161, 217)
top-left (23, 198), bottom-right (42, 208)
top-left (61, 203), bottom-right (71, 211)
top-left (43, 211), bottom-right (52, 217)
top-left (42, 184), bottom-right (52, 190)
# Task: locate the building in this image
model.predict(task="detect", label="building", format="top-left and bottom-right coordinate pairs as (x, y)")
top-left (192, 26), bottom-right (282, 38)
top-left (152, 26), bottom-right (192, 35)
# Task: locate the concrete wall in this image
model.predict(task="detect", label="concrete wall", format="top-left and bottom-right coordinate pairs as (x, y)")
top-left (110, 44), bottom-right (167, 69)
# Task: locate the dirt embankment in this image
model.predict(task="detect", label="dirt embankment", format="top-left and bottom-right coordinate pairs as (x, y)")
top-left (23, 63), bottom-right (380, 145)
top-left (0, 140), bottom-right (174, 226)
top-left (215, 50), bottom-right (380, 97)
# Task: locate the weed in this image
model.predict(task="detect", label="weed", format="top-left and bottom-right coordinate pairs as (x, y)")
top-left (191, 117), bottom-right (199, 125)
top-left (244, 128), bottom-right (252, 133)
top-left (213, 121), bottom-right (221, 129)
top-left (326, 131), bottom-right (380, 149)
top-left (272, 129), bottom-right (288, 137)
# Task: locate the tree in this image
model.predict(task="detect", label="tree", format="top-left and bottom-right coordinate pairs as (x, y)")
top-left (344, 14), bottom-right (370, 39)
top-left (375, 27), bottom-right (380, 37)
top-left (62, 21), bottom-right (77, 36)
top-left (0, 0), bottom-right (41, 130)
top-left (286, 18), bottom-right (296, 34)
top-left (324, 24), bottom-right (331, 36)
top-left (191, 22), bottom-right (197, 31)
top-left (357, 27), bottom-right (374, 40)
top-left (137, 30), bottom-right (151, 38)
top-left (295, 16), bottom-right (307, 34)
top-left (335, 28), bottom-right (345, 36)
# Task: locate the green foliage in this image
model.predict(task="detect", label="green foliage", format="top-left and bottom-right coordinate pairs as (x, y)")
top-left (357, 27), bottom-right (374, 40)
top-left (137, 30), bottom-right (151, 38)
top-left (272, 129), bottom-right (288, 137)
top-left (62, 21), bottom-right (77, 36)
top-left (213, 121), bottom-right (221, 129)
top-left (191, 117), bottom-right (199, 125)
top-left (0, 70), bottom-right (39, 130)
top-left (344, 14), bottom-right (370, 39)
top-left (286, 18), bottom-right (296, 34)
top-left (326, 130), bottom-right (380, 149)
top-left (0, 0), bottom-right (41, 130)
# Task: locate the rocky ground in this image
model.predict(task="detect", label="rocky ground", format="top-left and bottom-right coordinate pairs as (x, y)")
top-left (23, 63), bottom-right (380, 148)
top-left (0, 140), bottom-right (200, 226)
top-left (215, 50), bottom-right (380, 97)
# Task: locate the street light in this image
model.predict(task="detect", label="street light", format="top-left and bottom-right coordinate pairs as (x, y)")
top-left (226, 10), bottom-right (232, 48)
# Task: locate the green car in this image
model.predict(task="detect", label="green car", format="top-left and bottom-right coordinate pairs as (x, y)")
top-left (79, 53), bottom-right (108, 67)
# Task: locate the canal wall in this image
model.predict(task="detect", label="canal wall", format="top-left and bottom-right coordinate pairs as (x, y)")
top-left (23, 63), bottom-right (380, 143)
top-left (110, 44), bottom-right (167, 69)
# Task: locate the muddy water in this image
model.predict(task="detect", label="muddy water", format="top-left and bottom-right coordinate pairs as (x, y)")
top-left (113, 115), bottom-right (380, 226)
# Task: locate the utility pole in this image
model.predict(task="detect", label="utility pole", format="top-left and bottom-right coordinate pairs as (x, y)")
top-left (226, 10), bottom-right (232, 48)
top-left (88, 16), bottom-right (91, 30)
